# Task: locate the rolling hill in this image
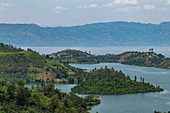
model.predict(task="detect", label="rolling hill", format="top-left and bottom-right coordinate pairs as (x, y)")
top-left (0, 21), bottom-right (170, 46)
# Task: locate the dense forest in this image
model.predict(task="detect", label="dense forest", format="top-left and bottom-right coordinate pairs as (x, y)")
top-left (71, 67), bottom-right (164, 94)
top-left (0, 43), bottom-right (84, 83)
top-left (49, 49), bottom-right (170, 69)
top-left (0, 81), bottom-right (100, 113)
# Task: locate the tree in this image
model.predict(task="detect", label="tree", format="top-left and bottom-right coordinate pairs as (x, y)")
top-left (15, 87), bottom-right (31, 106)
top-left (134, 76), bottom-right (137, 82)
top-left (17, 80), bottom-right (25, 87)
top-left (142, 78), bottom-right (145, 83)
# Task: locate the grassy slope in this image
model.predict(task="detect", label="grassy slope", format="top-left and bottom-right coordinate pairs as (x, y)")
top-left (0, 44), bottom-right (84, 83)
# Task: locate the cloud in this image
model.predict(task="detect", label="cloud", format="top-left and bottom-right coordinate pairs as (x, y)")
top-left (78, 4), bottom-right (98, 9)
top-left (0, 3), bottom-right (13, 11)
top-left (114, 6), bottom-right (140, 12)
top-left (104, 0), bottom-right (138, 8)
top-left (53, 6), bottom-right (68, 13)
top-left (167, 0), bottom-right (170, 4)
top-left (144, 4), bottom-right (155, 10)
top-left (0, 3), bottom-right (12, 7)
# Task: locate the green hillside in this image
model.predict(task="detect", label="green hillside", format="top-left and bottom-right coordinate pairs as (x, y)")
top-left (0, 44), bottom-right (84, 83)
top-left (122, 52), bottom-right (165, 67)
top-left (49, 49), bottom-right (98, 64)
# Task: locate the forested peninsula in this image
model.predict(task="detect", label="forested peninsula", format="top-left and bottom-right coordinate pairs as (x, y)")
top-left (71, 67), bottom-right (163, 94)
top-left (49, 49), bottom-right (170, 69)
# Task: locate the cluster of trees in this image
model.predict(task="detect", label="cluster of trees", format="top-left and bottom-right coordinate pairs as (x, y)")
top-left (0, 80), bottom-right (100, 113)
top-left (71, 66), bottom-right (164, 94)
top-left (154, 111), bottom-right (170, 113)
top-left (0, 43), bottom-right (23, 52)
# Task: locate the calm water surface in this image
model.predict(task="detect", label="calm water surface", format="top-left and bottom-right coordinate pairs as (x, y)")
top-left (24, 46), bottom-right (170, 113)
top-left (70, 63), bottom-right (170, 113)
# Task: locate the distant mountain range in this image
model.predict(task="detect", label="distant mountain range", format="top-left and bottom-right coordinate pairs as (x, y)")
top-left (0, 21), bottom-right (170, 46)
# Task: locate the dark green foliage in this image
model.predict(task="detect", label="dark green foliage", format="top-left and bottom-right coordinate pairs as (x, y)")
top-left (15, 87), bottom-right (31, 105)
top-left (0, 82), bottom-right (100, 113)
top-left (17, 80), bottom-right (25, 87)
top-left (154, 111), bottom-right (170, 113)
top-left (83, 95), bottom-right (101, 107)
top-left (71, 67), bottom-right (164, 94)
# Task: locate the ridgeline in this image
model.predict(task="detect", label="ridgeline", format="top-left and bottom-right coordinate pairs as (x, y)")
top-left (1, 22), bottom-right (170, 46)
top-left (49, 49), bottom-right (170, 69)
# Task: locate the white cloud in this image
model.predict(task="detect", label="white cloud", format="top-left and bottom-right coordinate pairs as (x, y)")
top-left (0, 3), bottom-right (12, 7)
top-left (0, 3), bottom-right (13, 11)
top-left (78, 4), bottom-right (98, 9)
top-left (167, 0), bottom-right (170, 4)
top-left (53, 6), bottom-right (68, 13)
top-left (53, 6), bottom-right (68, 10)
top-left (144, 4), bottom-right (155, 10)
top-left (114, 6), bottom-right (140, 12)
top-left (104, 0), bottom-right (138, 8)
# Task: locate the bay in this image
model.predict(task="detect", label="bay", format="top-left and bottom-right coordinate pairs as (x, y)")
top-left (24, 46), bottom-right (170, 113)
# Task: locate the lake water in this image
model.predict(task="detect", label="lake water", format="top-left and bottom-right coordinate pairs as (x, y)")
top-left (70, 63), bottom-right (170, 113)
top-left (24, 46), bottom-right (170, 113)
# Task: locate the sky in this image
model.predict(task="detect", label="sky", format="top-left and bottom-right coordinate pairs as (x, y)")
top-left (0, 0), bottom-right (170, 26)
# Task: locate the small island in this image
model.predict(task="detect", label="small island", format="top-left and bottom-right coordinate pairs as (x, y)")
top-left (71, 67), bottom-right (164, 94)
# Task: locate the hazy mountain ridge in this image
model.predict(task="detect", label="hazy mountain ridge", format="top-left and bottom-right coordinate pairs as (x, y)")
top-left (0, 21), bottom-right (170, 46)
